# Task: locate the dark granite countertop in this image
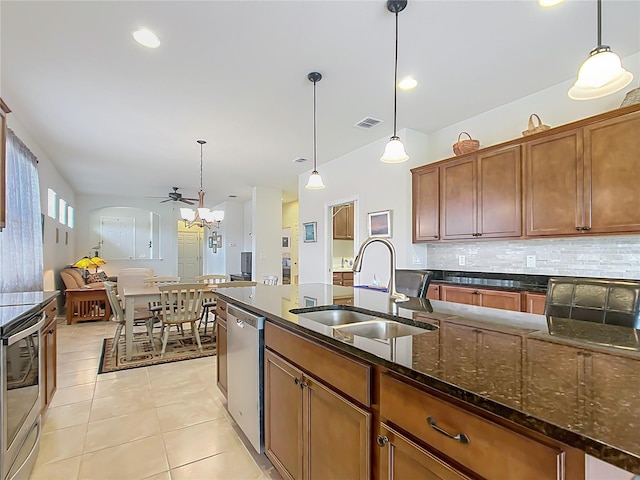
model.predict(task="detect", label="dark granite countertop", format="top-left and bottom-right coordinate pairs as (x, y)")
top-left (216, 283), bottom-right (640, 474)
top-left (427, 270), bottom-right (551, 293)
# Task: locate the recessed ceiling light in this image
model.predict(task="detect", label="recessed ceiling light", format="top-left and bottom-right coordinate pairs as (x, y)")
top-left (132, 28), bottom-right (161, 48)
top-left (398, 77), bottom-right (418, 90)
top-left (293, 157), bottom-right (308, 163)
top-left (538, 0), bottom-right (565, 7)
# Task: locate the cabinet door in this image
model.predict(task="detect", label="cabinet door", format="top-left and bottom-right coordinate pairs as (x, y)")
top-left (523, 292), bottom-right (546, 314)
top-left (583, 111), bottom-right (640, 234)
top-left (43, 319), bottom-right (57, 409)
top-left (524, 339), bottom-right (584, 428)
top-left (439, 322), bottom-right (478, 392)
top-left (305, 375), bottom-right (371, 480)
top-left (332, 273), bottom-right (342, 286)
top-left (342, 271), bottom-right (354, 287)
top-left (477, 288), bottom-right (521, 312)
top-left (412, 166), bottom-right (440, 242)
top-left (441, 157), bottom-right (477, 239)
top-left (426, 284), bottom-right (440, 300)
top-left (333, 205), bottom-right (352, 240)
top-left (378, 423), bottom-right (471, 480)
top-left (477, 146), bottom-right (521, 238)
top-left (477, 329), bottom-right (523, 406)
top-left (439, 285), bottom-right (477, 306)
top-left (524, 130), bottom-right (583, 236)
top-left (265, 350), bottom-right (304, 480)
top-left (216, 318), bottom-right (228, 398)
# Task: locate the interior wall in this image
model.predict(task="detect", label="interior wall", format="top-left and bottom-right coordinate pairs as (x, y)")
top-left (282, 201), bottom-right (299, 283)
top-left (298, 128), bottom-right (430, 287)
top-left (7, 113), bottom-right (76, 293)
top-left (203, 201), bottom-right (245, 276)
top-left (252, 186), bottom-right (282, 283)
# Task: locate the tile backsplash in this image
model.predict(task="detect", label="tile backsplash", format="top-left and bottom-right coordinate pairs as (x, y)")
top-left (427, 235), bottom-right (640, 280)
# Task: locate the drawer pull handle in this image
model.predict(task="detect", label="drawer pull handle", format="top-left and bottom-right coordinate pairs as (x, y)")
top-left (427, 417), bottom-right (470, 445)
top-left (376, 435), bottom-right (389, 447)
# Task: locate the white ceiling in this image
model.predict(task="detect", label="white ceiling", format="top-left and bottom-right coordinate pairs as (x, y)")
top-left (2, 0), bottom-right (639, 205)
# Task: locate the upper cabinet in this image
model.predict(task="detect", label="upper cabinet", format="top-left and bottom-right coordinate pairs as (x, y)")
top-left (441, 145), bottom-right (521, 240)
top-left (412, 104), bottom-right (640, 243)
top-left (412, 165), bottom-right (439, 242)
top-left (524, 109), bottom-right (640, 237)
top-left (333, 203), bottom-right (354, 240)
top-left (0, 98), bottom-right (11, 232)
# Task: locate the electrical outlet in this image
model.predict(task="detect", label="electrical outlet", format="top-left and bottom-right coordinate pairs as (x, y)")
top-left (413, 255), bottom-right (423, 265)
top-left (458, 255), bottom-right (465, 266)
top-left (526, 255), bottom-right (536, 268)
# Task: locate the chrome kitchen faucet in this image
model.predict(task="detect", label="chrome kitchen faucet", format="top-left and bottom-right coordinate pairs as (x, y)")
top-left (352, 237), bottom-right (409, 303)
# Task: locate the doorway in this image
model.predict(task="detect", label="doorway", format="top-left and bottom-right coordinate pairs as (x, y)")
top-left (330, 200), bottom-right (356, 286)
top-left (178, 228), bottom-right (203, 282)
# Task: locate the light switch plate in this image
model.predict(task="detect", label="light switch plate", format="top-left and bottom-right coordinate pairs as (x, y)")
top-left (458, 255), bottom-right (465, 266)
top-left (526, 255), bottom-right (536, 268)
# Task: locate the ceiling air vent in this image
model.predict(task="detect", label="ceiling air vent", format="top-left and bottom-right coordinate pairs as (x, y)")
top-left (293, 157), bottom-right (308, 163)
top-left (354, 117), bottom-right (383, 129)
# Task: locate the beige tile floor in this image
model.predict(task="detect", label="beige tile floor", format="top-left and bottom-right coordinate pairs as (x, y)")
top-left (30, 317), bottom-right (282, 480)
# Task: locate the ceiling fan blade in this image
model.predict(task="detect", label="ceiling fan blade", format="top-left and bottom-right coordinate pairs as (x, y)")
top-left (179, 199), bottom-right (195, 205)
top-left (159, 198), bottom-right (173, 203)
top-left (183, 197), bottom-right (199, 201)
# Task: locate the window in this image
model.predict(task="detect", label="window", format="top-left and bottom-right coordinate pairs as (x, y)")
top-left (67, 205), bottom-right (74, 228)
top-left (47, 188), bottom-right (57, 219)
top-left (58, 198), bottom-right (67, 225)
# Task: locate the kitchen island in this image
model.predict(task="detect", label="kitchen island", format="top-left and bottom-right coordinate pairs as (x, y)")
top-left (216, 283), bottom-right (640, 479)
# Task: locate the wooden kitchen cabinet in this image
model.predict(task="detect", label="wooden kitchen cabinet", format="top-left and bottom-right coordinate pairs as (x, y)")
top-left (426, 284), bottom-right (440, 300)
top-left (378, 423), bottom-right (471, 480)
top-left (0, 99), bottom-right (10, 232)
top-left (216, 299), bottom-right (228, 398)
top-left (523, 292), bottom-right (546, 314)
top-left (41, 297), bottom-right (58, 412)
top-left (333, 203), bottom-right (354, 240)
top-left (379, 373), bottom-right (583, 480)
top-left (411, 165), bottom-right (440, 242)
top-left (265, 324), bottom-right (372, 480)
top-left (439, 285), bottom-right (521, 312)
top-left (525, 108), bottom-right (640, 237)
top-left (332, 271), bottom-right (353, 287)
top-left (441, 146), bottom-right (521, 240)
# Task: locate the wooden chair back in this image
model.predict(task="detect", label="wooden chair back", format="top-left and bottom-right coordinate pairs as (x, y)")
top-left (263, 275), bottom-right (278, 285)
top-left (196, 274), bottom-right (229, 284)
top-left (158, 283), bottom-right (205, 325)
top-left (144, 276), bottom-right (181, 285)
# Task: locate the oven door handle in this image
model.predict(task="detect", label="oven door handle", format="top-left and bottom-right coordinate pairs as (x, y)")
top-left (6, 313), bottom-right (45, 346)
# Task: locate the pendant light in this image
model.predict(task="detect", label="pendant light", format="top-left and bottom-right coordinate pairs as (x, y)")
top-left (381, 0), bottom-right (409, 163)
top-left (306, 71), bottom-right (326, 190)
top-left (568, 0), bottom-right (633, 100)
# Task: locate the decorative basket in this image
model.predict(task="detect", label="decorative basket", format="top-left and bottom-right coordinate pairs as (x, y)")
top-left (522, 114), bottom-right (551, 136)
top-left (452, 132), bottom-right (480, 156)
top-left (621, 87), bottom-right (640, 108)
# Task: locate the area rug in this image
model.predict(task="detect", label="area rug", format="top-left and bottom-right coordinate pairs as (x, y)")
top-left (99, 329), bottom-right (216, 374)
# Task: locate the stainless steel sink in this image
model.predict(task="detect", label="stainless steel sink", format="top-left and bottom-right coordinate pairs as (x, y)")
top-left (333, 319), bottom-right (432, 339)
top-left (296, 309), bottom-right (377, 326)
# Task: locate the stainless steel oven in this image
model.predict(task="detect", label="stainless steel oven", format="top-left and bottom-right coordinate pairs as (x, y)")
top-left (0, 304), bottom-right (45, 480)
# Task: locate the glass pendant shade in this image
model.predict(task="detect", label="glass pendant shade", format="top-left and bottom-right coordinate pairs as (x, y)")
top-left (569, 47), bottom-right (633, 100)
top-left (180, 208), bottom-right (196, 222)
top-left (306, 171), bottom-right (326, 190)
top-left (381, 136), bottom-right (409, 163)
top-left (212, 210), bottom-right (225, 222)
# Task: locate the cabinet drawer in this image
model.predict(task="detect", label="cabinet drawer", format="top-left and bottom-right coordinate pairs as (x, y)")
top-left (265, 322), bottom-right (371, 407)
top-left (380, 374), bottom-right (565, 480)
top-left (215, 298), bottom-right (227, 320)
top-left (44, 298), bottom-right (58, 318)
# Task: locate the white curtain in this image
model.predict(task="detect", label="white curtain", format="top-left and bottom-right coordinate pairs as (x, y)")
top-left (0, 129), bottom-right (43, 292)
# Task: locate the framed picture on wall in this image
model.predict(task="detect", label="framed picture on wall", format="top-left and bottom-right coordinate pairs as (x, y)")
top-left (208, 236), bottom-right (215, 248)
top-left (303, 221), bottom-right (317, 243)
top-left (303, 296), bottom-right (317, 307)
top-left (368, 210), bottom-right (392, 238)
top-left (217, 234), bottom-right (223, 248)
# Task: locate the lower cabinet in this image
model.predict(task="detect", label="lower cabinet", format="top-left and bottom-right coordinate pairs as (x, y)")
top-left (332, 271), bottom-right (354, 286)
top-left (378, 423), bottom-right (471, 480)
top-left (379, 373), bottom-right (584, 480)
top-left (216, 299), bottom-right (228, 397)
top-left (522, 292), bottom-right (546, 314)
top-left (439, 284), bottom-right (528, 312)
top-left (41, 298), bottom-right (58, 412)
top-left (264, 323), bottom-right (372, 480)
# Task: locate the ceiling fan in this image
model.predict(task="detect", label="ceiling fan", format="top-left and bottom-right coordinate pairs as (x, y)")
top-left (155, 187), bottom-right (198, 205)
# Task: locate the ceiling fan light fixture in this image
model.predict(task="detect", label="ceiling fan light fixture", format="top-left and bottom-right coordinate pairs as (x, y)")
top-left (568, 0), bottom-right (633, 100)
top-left (381, 136), bottom-right (409, 163)
top-left (132, 28), bottom-right (161, 48)
top-left (382, 0), bottom-right (409, 164)
top-left (306, 71), bottom-right (326, 190)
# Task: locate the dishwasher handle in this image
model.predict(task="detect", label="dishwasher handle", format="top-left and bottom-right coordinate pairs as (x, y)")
top-left (227, 304), bottom-right (265, 330)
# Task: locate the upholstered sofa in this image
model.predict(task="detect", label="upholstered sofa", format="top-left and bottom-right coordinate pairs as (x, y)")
top-left (60, 268), bottom-right (108, 290)
top-left (60, 268), bottom-right (111, 324)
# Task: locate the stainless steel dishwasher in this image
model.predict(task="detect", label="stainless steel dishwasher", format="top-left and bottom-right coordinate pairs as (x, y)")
top-left (226, 304), bottom-right (265, 454)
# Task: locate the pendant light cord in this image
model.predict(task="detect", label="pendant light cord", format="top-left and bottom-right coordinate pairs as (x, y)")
top-left (393, 10), bottom-right (399, 137)
top-left (596, 0), bottom-right (602, 46)
top-left (313, 79), bottom-right (318, 172)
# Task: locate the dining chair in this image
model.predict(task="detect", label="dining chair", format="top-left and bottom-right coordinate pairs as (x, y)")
top-left (196, 274), bottom-right (230, 335)
top-left (144, 276), bottom-right (181, 285)
top-left (145, 276), bottom-right (182, 334)
top-left (263, 275), bottom-right (278, 285)
top-left (104, 281), bottom-right (156, 355)
top-left (158, 283), bottom-right (205, 358)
